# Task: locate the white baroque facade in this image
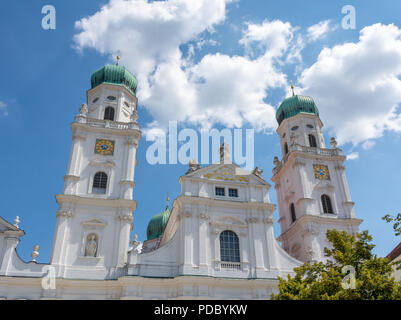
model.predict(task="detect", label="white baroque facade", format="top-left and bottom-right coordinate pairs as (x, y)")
top-left (0, 65), bottom-right (361, 299)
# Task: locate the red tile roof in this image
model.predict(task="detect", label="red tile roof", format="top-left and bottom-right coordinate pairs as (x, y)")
top-left (387, 242), bottom-right (401, 261)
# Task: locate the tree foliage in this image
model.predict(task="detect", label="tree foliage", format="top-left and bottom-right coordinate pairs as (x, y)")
top-left (382, 213), bottom-right (401, 237)
top-left (271, 229), bottom-right (401, 300)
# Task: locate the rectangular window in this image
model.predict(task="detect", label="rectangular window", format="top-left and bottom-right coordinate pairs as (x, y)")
top-left (215, 187), bottom-right (225, 196)
top-left (228, 188), bottom-right (238, 197)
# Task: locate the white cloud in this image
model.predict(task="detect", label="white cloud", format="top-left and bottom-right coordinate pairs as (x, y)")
top-left (0, 101), bottom-right (8, 116)
top-left (347, 152), bottom-right (359, 160)
top-left (307, 20), bottom-right (335, 42)
top-left (298, 23), bottom-right (401, 146)
top-left (74, 1), bottom-right (299, 137)
top-left (361, 140), bottom-right (376, 150)
top-left (239, 20), bottom-right (294, 57)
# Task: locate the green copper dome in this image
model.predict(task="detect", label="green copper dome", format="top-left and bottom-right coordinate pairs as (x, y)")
top-left (276, 95), bottom-right (319, 125)
top-left (146, 207), bottom-right (171, 241)
top-left (91, 64), bottom-right (137, 96)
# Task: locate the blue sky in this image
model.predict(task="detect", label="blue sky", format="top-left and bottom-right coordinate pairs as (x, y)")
top-left (1, 0), bottom-right (401, 263)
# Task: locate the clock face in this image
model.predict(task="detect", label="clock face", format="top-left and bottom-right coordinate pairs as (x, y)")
top-left (95, 139), bottom-right (115, 156)
top-left (313, 164), bottom-right (330, 180)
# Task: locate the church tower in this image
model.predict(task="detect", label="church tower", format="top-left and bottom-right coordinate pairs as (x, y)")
top-left (50, 62), bottom-right (141, 279)
top-left (272, 92), bottom-right (362, 262)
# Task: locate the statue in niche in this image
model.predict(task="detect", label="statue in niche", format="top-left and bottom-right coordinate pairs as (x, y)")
top-left (85, 234), bottom-right (98, 257)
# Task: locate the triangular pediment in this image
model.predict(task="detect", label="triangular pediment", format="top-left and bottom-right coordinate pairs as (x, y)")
top-left (81, 218), bottom-right (108, 228)
top-left (185, 163), bottom-right (269, 185)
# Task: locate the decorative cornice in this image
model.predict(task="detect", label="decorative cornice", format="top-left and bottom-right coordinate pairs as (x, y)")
top-left (56, 194), bottom-right (137, 211)
top-left (124, 138), bottom-right (139, 147)
top-left (71, 122), bottom-right (141, 138)
top-left (178, 212), bottom-right (192, 220)
top-left (342, 201), bottom-right (355, 207)
top-left (175, 195), bottom-right (276, 213)
top-left (56, 210), bottom-right (74, 218)
top-left (120, 180), bottom-right (136, 188)
top-left (64, 175), bottom-right (80, 182)
top-left (263, 217), bottom-right (274, 225)
top-left (301, 222), bottom-right (319, 237)
top-left (197, 213), bottom-right (210, 220)
top-left (292, 158), bottom-right (305, 168)
top-left (116, 213), bottom-right (133, 222)
top-left (72, 134), bottom-right (86, 141)
top-left (246, 217), bottom-right (259, 224)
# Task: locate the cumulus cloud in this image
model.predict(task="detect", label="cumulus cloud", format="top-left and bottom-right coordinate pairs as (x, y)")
top-left (346, 152), bottom-right (359, 160)
top-left (74, 1), bottom-right (401, 149)
top-left (0, 101), bottom-right (8, 116)
top-left (74, 0), bottom-right (301, 137)
top-left (307, 20), bottom-right (335, 42)
top-left (298, 23), bottom-right (401, 145)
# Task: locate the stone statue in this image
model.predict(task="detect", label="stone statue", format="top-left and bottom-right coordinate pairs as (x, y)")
top-left (273, 156), bottom-right (280, 167)
top-left (330, 137), bottom-right (338, 149)
top-left (31, 245), bottom-right (40, 262)
top-left (252, 166), bottom-right (263, 177)
top-left (130, 110), bottom-right (138, 122)
top-left (79, 103), bottom-right (88, 116)
top-left (85, 234), bottom-right (97, 257)
top-left (186, 160), bottom-right (201, 174)
top-left (131, 234), bottom-right (142, 253)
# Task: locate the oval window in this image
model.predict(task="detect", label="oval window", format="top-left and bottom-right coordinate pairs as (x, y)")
top-left (107, 96), bottom-right (116, 101)
top-left (291, 126), bottom-right (299, 131)
top-left (92, 97), bottom-right (99, 103)
top-left (307, 124), bottom-right (314, 129)
top-left (124, 101), bottom-right (130, 108)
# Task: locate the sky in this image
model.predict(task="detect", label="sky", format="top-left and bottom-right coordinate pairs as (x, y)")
top-left (0, 0), bottom-right (401, 263)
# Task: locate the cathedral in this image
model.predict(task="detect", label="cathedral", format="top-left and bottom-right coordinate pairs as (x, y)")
top-left (0, 63), bottom-right (362, 299)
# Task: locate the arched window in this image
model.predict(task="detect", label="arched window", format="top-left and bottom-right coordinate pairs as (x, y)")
top-left (308, 134), bottom-right (317, 148)
top-left (92, 172), bottom-right (108, 194)
top-left (290, 203), bottom-right (296, 223)
top-left (104, 107), bottom-right (115, 121)
top-left (220, 230), bottom-right (240, 263)
top-left (321, 194), bottom-right (334, 214)
top-left (284, 142), bottom-right (289, 155)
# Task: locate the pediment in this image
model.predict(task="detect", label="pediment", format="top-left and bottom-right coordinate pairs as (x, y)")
top-left (81, 218), bottom-right (108, 228)
top-left (186, 163), bottom-right (268, 185)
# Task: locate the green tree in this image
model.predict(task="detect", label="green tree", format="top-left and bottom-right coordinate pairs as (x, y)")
top-left (382, 213), bottom-right (401, 271)
top-left (382, 213), bottom-right (401, 237)
top-left (271, 229), bottom-right (401, 300)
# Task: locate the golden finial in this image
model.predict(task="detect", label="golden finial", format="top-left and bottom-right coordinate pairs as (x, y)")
top-left (290, 80), bottom-right (295, 96)
top-left (166, 194), bottom-right (170, 209)
top-left (116, 55), bottom-right (120, 66)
